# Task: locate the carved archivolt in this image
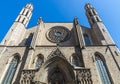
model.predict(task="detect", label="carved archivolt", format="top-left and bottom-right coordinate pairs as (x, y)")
top-left (46, 26), bottom-right (71, 43)
top-left (44, 48), bottom-right (75, 84)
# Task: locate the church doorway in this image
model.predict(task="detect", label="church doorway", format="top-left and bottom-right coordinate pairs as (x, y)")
top-left (48, 67), bottom-right (65, 84)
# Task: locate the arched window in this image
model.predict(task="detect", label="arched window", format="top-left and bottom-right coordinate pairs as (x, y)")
top-left (83, 34), bottom-right (91, 46)
top-left (35, 54), bottom-right (44, 69)
top-left (25, 33), bottom-right (33, 46)
top-left (72, 54), bottom-right (80, 67)
top-left (2, 56), bottom-right (19, 84)
top-left (25, 11), bottom-right (29, 16)
top-left (17, 16), bottom-right (21, 22)
top-left (88, 11), bottom-right (92, 17)
top-left (95, 53), bottom-right (111, 84)
top-left (22, 18), bottom-right (25, 24)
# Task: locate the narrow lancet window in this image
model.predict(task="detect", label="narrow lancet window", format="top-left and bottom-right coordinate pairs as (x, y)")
top-left (25, 11), bottom-right (29, 16)
top-left (25, 33), bottom-right (33, 46)
top-left (22, 18), bottom-right (25, 24)
top-left (88, 11), bottom-right (92, 17)
top-left (95, 53), bottom-right (111, 84)
top-left (83, 34), bottom-right (91, 46)
top-left (72, 54), bottom-right (80, 67)
top-left (2, 56), bottom-right (19, 84)
top-left (35, 54), bottom-right (44, 69)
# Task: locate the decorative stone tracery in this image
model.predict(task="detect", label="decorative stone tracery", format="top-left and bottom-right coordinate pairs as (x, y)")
top-left (46, 26), bottom-right (71, 43)
top-left (47, 48), bottom-right (67, 60)
top-left (76, 68), bottom-right (92, 84)
top-left (20, 70), bottom-right (35, 84)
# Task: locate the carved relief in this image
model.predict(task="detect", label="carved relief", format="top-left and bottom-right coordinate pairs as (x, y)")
top-left (76, 69), bottom-right (92, 84)
top-left (46, 26), bottom-right (71, 43)
top-left (20, 70), bottom-right (35, 84)
top-left (47, 48), bottom-right (66, 60)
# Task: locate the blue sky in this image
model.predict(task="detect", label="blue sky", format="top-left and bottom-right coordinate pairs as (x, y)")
top-left (0, 0), bottom-right (120, 49)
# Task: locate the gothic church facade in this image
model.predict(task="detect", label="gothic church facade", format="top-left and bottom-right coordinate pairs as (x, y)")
top-left (0, 3), bottom-right (120, 84)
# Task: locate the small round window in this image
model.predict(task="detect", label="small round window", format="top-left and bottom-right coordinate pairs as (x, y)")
top-left (55, 32), bottom-right (62, 37)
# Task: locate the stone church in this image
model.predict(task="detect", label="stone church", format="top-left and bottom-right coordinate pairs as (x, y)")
top-left (0, 3), bottom-right (120, 84)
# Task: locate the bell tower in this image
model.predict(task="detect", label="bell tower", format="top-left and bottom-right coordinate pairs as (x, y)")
top-left (0, 2), bottom-right (120, 84)
top-left (15, 3), bottom-right (33, 27)
top-left (85, 3), bottom-right (114, 45)
top-left (1, 3), bottom-right (33, 46)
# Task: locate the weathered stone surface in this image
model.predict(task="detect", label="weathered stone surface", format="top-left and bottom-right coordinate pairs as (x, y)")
top-left (0, 3), bottom-right (120, 84)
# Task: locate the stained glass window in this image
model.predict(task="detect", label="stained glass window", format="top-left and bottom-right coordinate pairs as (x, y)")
top-left (84, 34), bottom-right (91, 46)
top-left (55, 32), bottom-right (62, 37)
top-left (35, 56), bottom-right (43, 69)
top-left (95, 54), bottom-right (111, 84)
top-left (2, 56), bottom-right (19, 84)
top-left (25, 33), bottom-right (33, 46)
top-left (72, 55), bottom-right (79, 67)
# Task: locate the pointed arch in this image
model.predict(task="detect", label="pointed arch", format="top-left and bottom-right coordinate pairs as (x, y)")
top-left (95, 52), bottom-right (105, 62)
top-left (25, 33), bottom-right (33, 46)
top-left (44, 48), bottom-right (75, 84)
top-left (12, 53), bottom-right (21, 60)
top-left (47, 48), bottom-right (67, 60)
top-left (35, 54), bottom-right (44, 69)
top-left (71, 53), bottom-right (80, 67)
top-left (83, 34), bottom-right (91, 46)
top-left (94, 52), bottom-right (111, 84)
top-left (2, 53), bottom-right (20, 84)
